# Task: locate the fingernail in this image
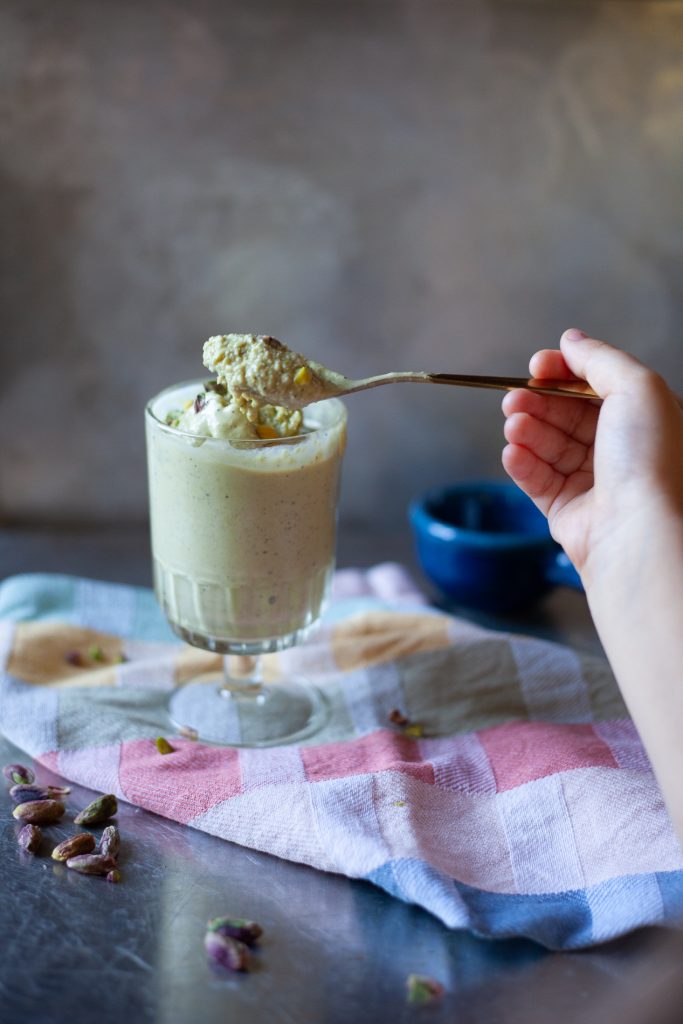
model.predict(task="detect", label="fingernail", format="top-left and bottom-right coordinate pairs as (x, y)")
top-left (564, 328), bottom-right (587, 341)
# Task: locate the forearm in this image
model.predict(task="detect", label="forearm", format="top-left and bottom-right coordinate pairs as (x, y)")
top-left (584, 513), bottom-right (683, 841)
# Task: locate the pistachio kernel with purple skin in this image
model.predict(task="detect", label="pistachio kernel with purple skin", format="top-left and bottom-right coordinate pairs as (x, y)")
top-left (66, 854), bottom-right (118, 876)
top-left (10, 784), bottom-right (54, 805)
top-left (406, 975), bottom-right (444, 1004)
top-left (10, 783), bottom-right (70, 804)
top-left (51, 833), bottom-right (97, 862)
top-left (194, 392), bottom-right (207, 414)
top-left (18, 824), bottom-right (42, 854)
top-left (74, 793), bottom-right (117, 826)
top-left (207, 917), bottom-right (263, 946)
top-left (204, 931), bottom-right (249, 972)
top-left (3, 763), bottom-right (35, 786)
top-left (99, 825), bottom-right (120, 860)
top-left (106, 869), bottom-right (122, 884)
top-left (12, 799), bottom-right (65, 825)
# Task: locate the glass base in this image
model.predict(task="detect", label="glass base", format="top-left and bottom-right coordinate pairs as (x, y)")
top-left (167, 672), bottom-right (330, 748)
top-left (168, 619), bottom-right (319, 656)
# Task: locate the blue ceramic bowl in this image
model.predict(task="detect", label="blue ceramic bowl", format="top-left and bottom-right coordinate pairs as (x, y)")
top-left (409, 481), bottom-right (582, 613)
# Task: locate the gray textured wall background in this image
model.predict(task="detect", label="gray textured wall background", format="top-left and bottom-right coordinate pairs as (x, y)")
top-left (1, 0), bottom-right (682, 531)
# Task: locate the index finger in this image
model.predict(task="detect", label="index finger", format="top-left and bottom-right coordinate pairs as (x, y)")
top-left (529, 349), bottom-right (575, 381)
top-left (502, 388), bottom-right (599, 448)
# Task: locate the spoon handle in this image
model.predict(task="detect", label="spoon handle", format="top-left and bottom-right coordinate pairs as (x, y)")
top-left (349, 372), bottom-right (600, 400)
top-left (427, 373), bottom-right (600, 400)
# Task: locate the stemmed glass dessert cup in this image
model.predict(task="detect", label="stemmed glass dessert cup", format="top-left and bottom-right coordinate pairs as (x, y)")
top-left (145, 380), bottom-right (347, 747)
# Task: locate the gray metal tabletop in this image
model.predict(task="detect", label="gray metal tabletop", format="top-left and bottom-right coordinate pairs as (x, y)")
top-left (0, 526), bottom-right (676, 1024)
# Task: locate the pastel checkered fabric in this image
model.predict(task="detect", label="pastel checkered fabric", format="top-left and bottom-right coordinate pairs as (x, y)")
top-left (1, 569), bottom-right (681, 950)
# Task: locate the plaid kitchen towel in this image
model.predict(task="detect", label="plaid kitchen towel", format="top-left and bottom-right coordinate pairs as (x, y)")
top-left (0, 568), bottom-right (682, 950)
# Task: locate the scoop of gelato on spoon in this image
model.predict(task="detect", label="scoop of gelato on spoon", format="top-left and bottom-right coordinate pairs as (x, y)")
top-left (203, 334), bottom-right (347, 420)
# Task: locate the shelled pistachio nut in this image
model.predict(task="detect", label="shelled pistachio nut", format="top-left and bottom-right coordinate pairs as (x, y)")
top-left (204, 931), bottom-right (249, 972)
top-left (45, 784), bottom-right (71, 796)
top-left (406, 975), bottom-right (444, 1004)
top-left (66, 854), bottom-right (118, 876)
top-left (17, 824), bottom-right (42, 854)
top-left (207, 917), bottom-right (263, 945)
top-left (12, 799), bottom-right (65, 825)
top-left (9, 784), bottom-right (68, 805)
top-left (74, 794), bottom-right (117, 826)
top-left (51, 833), bottom-right (97, 862)
top-left (3, 764), bottom-right (35, 786)
top-left (99, 825), bottom-right (120, 859)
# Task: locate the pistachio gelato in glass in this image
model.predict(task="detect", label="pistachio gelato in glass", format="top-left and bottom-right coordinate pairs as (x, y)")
top-left (145, 336), bottom-right (346, 747)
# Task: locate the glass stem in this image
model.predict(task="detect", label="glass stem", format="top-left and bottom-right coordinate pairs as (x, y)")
top-left (220, 654), bottom-right (265, 700)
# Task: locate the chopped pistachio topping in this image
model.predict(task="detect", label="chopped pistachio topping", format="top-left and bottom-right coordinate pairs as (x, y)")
top-left (406, 974), bottom-right (444, 1004)
top-left (163, 334), bottom-right (337, 440)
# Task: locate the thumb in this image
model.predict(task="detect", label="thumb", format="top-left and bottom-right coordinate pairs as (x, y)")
top-left (559, 329), bottom-right (650, 400)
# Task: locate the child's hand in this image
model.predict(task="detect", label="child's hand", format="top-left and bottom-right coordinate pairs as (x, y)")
top-left (501, 329), bottom-right (683, 587)
top-left (503, 329), bottom-right (683, 842)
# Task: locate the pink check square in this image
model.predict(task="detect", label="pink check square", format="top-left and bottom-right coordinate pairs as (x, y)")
top-left (478, 721), bottom-right (618, 792)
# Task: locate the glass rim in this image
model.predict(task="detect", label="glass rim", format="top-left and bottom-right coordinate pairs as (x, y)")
top-left (145, 378), bottom-right (347, 445)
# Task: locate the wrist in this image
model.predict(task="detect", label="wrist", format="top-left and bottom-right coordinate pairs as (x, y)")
top-left (582, 507), bottom-right (683, 635)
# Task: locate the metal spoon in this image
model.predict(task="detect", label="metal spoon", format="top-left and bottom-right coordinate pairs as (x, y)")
top-left (317, 371), bottom-right (600, 401)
